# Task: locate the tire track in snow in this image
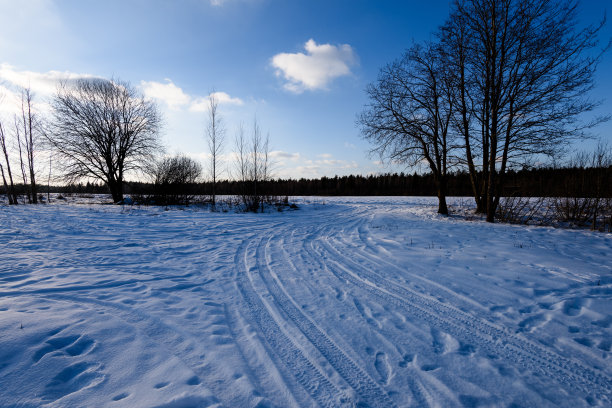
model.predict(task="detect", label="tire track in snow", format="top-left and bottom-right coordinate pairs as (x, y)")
top-left (233, 232), bottom-right (350, 408)
top-left (223, 303), bottom-right (303, 408)
top-left (306, 211), bottom-right (612, 403)
top-left (284, 218), bottom-right (437, 408)
top-left (255, 230), bottom-right (398, 408)
top-left (348, 215), bottom-right (493, 315)
top-left (320, 239), bottom-right (612, 400)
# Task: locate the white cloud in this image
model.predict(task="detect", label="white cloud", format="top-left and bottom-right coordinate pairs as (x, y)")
top-left (271, 39), bottom-right (357, 93)
top-left (0, 64), bottom-right (98, 116)
top-left (190, 91), bottom-right (244, 112)
top-left (212, 91), bottom-right (244, 106)
top-left (141, 80), bottom-right (243, 112)
top-left (0, 63), bottom-right (96, 96)
top-left (141, 79), bottom-right (191, 110)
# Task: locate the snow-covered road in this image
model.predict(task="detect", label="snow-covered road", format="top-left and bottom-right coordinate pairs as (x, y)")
top-left (1, 197), bottom-right (610, 407)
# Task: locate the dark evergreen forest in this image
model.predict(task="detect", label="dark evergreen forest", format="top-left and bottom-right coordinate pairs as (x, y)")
top-left (32, 166), bottom-right (611, 198)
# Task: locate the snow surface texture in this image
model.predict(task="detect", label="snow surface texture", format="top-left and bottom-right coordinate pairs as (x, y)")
top-left (0, 196), bottom-right (610, 407)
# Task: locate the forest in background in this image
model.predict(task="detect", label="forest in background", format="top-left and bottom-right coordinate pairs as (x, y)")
top-left (19, 166), bottom-right (610, 199)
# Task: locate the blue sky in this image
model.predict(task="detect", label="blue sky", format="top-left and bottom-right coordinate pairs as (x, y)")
top-left (1, 0), bottom-right (610, 179)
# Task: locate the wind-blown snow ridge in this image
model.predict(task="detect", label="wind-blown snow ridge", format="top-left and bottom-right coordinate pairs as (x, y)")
top-left (0, 196), bottom-right (610, 407)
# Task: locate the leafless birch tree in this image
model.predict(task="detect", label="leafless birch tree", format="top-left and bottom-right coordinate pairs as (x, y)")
top-left (206, 92), bottom-right (225, 207)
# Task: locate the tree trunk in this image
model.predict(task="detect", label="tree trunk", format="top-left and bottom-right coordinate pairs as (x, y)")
top-left (486, 180), bottom-right (497, 222)
top-left (0, 131), bottom-right (18, 205)
top-left (437, 180), bottom-right (449, 215)
top-left (212, 171), bottom-right (216, 207)
top-left (0, 165), bottom-right (13, 205)
top-left (485, 130), bottom-right (497, 223)
top-left (29, 166), bottom-right (37, 203)
top-left (486, 168), bottom-right (497, 222)
top-left (108, 178), bottom-right (123, 203)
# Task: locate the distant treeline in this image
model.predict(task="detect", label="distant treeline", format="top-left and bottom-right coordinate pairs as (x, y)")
top-left (29, 166), bottom-right (610, 198)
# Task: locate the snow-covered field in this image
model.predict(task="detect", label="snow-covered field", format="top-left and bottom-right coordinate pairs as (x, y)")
top-left (0, 196), bottom-right (610, 407)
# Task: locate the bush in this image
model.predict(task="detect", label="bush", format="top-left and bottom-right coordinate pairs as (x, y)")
top-left (153, 155), bottom-right (202, 205)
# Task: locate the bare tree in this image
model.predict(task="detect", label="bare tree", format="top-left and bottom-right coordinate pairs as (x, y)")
top-left (359, 42), bottom-right (457, 215)
top-left (0, 120), bottom-right (18, 205)
top-left (14, 115), bottom-right (30, 203)
top-left (233, 118), bottom-right (271, 212)
top-left (24, 89), bottom-right (38, 203)
top-left (206, 92), bottom-right (225, 207)
top-left (442, 0), bottom-right (609, 222)
top-left (250, 119), bottom-right (271, 212)
top-left (14, 88), bottom-right (40, 203)
top-left (234, 123), bottom-right (248, 204)
top-left (49, 78), bottom-right (162, 203)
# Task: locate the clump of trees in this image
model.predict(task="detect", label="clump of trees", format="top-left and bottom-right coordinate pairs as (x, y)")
top-left (153, 155), bottom-right (202, 205)
top-left (0, 88), bottom-right (43, 205)
top-left (552, 143), bottom-right (612, 230)
top-left (234, 119), bottom-right (272, 212)
top-left (360, 0), bottom-right (609, 222)
top-left (496, 142), bottom-right (612, 230)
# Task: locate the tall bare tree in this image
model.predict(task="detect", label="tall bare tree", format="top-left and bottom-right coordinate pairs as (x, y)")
top-left (443, 0), bottom-right (609, 222)
top-left (49, 78), bottom-right (162, 203)
top-left (206, 92), bottom-right (225, 207)
top-left (234, 123), bottom-right (248, 188)
top-left (359, 42), bottom-right (457, 214)
top-left (15, 88), bottom-right (40, 203)
top-left (14, 115), bottom-right (30, 203)
top-left (0, 120), bottom-right (18, 205)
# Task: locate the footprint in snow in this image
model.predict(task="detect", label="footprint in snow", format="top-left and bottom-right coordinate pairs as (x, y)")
top-left (517, 313), bottom-right (550, 333)
top-left (334, 288), bottom-right (346, 301)
top-left (398, 354), bottom-right (414, 368)
top-left (44, 361), bottom-right (106, 401)
top-left (154, 381), bottom-right (170, 389)
top-left (420, 364), bottom-right (439, 372)
top-left (374, 352), bottom-right (392, 384)
top-left (112, 392), bottom-right (129, 401)
top-left (33, 334), bottom-right (95, 363)
top-left (186, 375), bottom-right (200, 385)
top-left (574, 337), bottom-right (595, 348)
top-left (598, 339), bottom-right (612, 352)
top-left (562, 298), bottom-right (588, 317)
top-left (430, 328), bottom-right (459, 355)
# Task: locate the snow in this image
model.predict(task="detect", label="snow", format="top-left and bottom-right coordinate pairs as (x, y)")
top-left (0, 196), bottom-right (610, 407)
